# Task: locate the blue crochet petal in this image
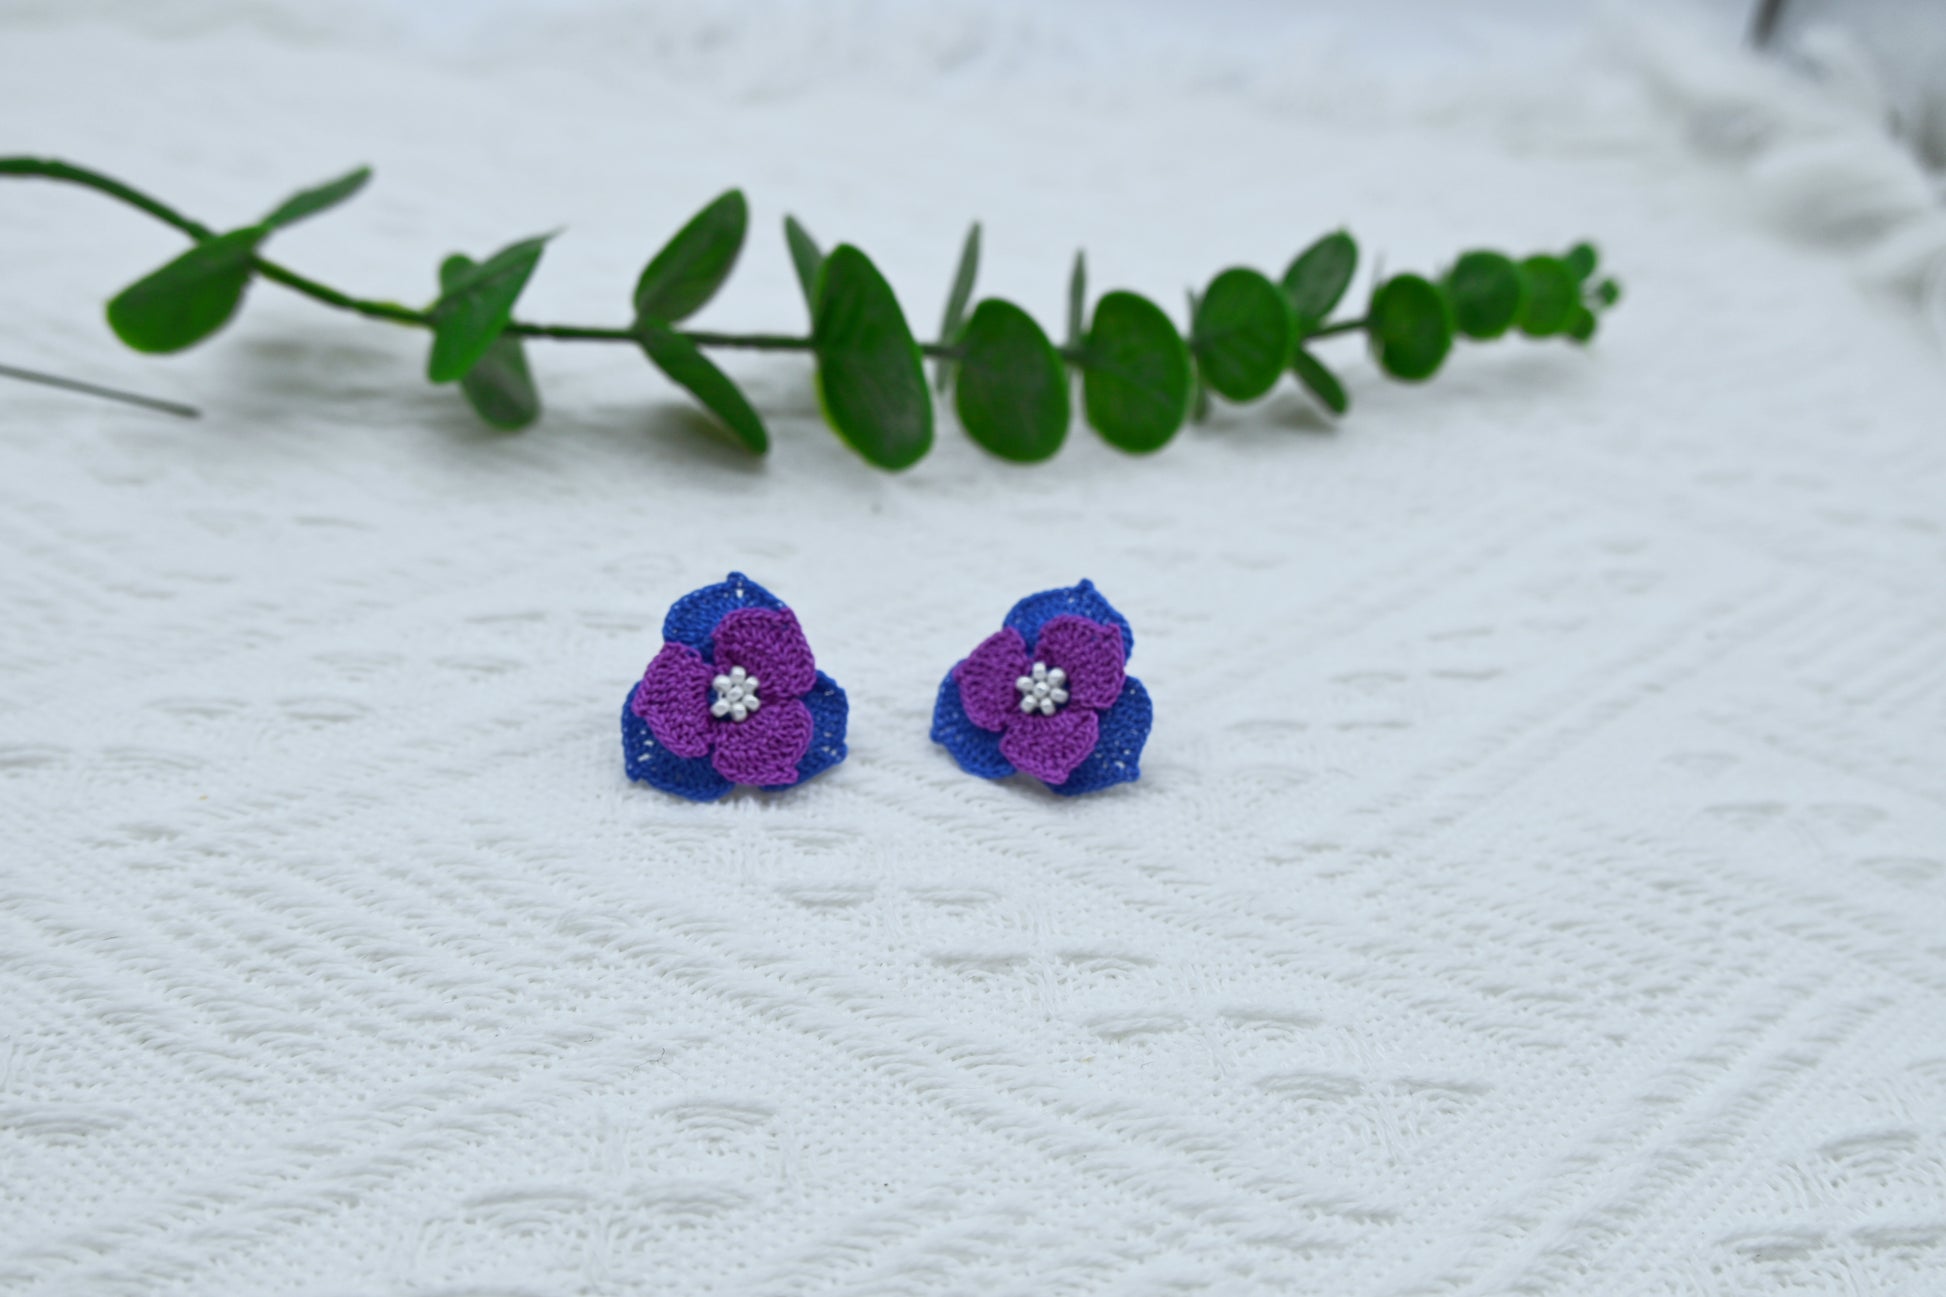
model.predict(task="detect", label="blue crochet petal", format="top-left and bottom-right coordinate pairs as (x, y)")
top-left (1047, 676), bottom-right (1151, 796)
top-left (622, 686), bottom-right (733, 802)
top-left (764, 670), bottom-right (849, 791)
top-left (929, 666), bottom-right (1015, 780)
top-left (661, 571), bottom-right (787, 656)
top-left (1003, 579), bottom-right (1134, 659)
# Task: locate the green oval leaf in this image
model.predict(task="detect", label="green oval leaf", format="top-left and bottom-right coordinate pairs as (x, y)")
top-left (1565, 242), bottom-right (1599, 281)
top-left (812, 244), bottom-right (933, 470)
top-left (1080, 289), bottom-right (1191, 453)
top-left (784, 215), bottom-right (823, 314)
top-left (954, 298), bottom-right (1068, 463)
top-left (427, 234), bottom-right (548, 384)
top-left (1368, 274), bottom-right (1453, 382)
top-left (1565, 305), bottom-right (1598, 343)
top-left (1193, 266), bottom-right (1295, 401)
top-left (1594, 277), bottom-right (1622, 308)
top-left (262, 166), bottom-right (371, 229)
top-left (458, 343), bottom-right (541, 430)
top-left (1516, 255), bottom-right (1576, 337)
top-left (638, 322), bottom-right (767, 454)
top-left (1446, 250), bottom-right (1523, 341)
top-left (107, 225), bottom-right (267, 354)
top-left (933, 221), bottom-right (980, 392)
top-left (1281, 230), bottom-right (1357, 333)
top-left (1290, 347), bottom-right (1348, 415)
top-left (633, 189), bottom-right (747, 324)
top-left (439, 254), bottom-right (540, 430)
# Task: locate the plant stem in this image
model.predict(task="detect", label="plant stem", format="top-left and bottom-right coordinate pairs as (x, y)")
top-left (0, 157), bottom-right (213, 240)
top-left (250, 260), bottom-right (428, 326)
top-left (0, 360), bottom-right (200, 418)
top-left (1306, 318), bottom-right (1367, 339)
top-left (1, 156), bottom-right (1365, 364)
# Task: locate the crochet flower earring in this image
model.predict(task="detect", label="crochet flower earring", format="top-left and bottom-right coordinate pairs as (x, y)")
top-left (931, 579), bottom-right (1152, 795)
top-left (623, 573), bottom-right (848, 801)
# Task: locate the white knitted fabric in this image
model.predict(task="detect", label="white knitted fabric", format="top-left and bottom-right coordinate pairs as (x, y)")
top-left (4, 5), bottom-right (1945, 1295)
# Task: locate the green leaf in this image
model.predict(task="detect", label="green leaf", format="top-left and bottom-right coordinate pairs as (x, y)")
top-left (1290, 347), bottom-right (1348, 415)
top-left (1192, 266), bottom-right (1295, 401)
top-left (262, 166), bottom-right (371, 229)
top-left (1066, 249), bottom-right (1086, 349)
top-left (106, 225), bottom-right (267, 354)
top-left (1281, 230), bottom-right (1357, 333)
top-left (933, 221), bottom-right (981, 392)
top-left (1516, 255), bottom-right (1576, 337)
top-left (1565, 242), bottom-right (1599, 281)
top-left (426, 234), bottom-right (548, 384)
top-left (1079, 289), bottom-right (1191, 453)
top-left (1565, 305), bottom-right (1598, 343)
top-left (1445, 250), bottom-right (1524, 341)
top-left (632, 189), bottom-right (747, 324)
top-left (784, 215), bottom-right (823, 313)
top-left (1594, 277), bottom-right (1622, 308)
top-left (638, 321), bottom-right (767, 454)
top-left (1368, 274), bottom-right (1453, 382)
top-left (812, 244), bottom-right (933, 470)
top-left (456, 341), bottom-right (541, 430)
top-left (953, 298), bottom-right (1068, 463)
top-left (437, 254), bottom-right (539, 430)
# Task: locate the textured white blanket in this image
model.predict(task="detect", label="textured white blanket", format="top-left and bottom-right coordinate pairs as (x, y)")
top-left (4, 5), bottom-right (1945, 1295)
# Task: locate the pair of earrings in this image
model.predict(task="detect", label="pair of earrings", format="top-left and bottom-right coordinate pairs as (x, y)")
top-left (621, 572), bottom-right (1153, 801)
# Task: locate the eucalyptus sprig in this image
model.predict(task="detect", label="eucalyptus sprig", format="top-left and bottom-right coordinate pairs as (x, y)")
top-left (2, 158), bottom-right (1622, 469)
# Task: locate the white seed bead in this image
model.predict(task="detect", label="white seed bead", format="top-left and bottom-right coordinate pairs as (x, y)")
top-left (712, 663), bottom-right (764, 722)
top-left (1010, 660), bottom-right (1078, 716)
top-left (744, 694), bottom-right (760, 712)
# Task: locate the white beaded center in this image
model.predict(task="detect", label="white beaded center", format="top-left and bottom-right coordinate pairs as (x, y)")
top-left (1015, 661), bottom-right (1069, 716)
top-left (710, 665), bottom-right (762, 723)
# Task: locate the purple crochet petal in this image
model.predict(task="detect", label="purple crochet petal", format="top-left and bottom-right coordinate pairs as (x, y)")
top-left (661, 571), bottom-right (785, 654)
top-left (632, 642), bottom-right (714, 758)
top-left (711, 697), bottom-right (814, 786)
top-left (621, 687), bottom-right (733, 802)
top-left (930, 668), bottom-right (1015, 779)
top-left (768, 671), bottom-right (848, 789)
top-left (1000, 707), bottom-right (1101, 786)
top-left (712, 606), bottom-right (817, 700)
top-left (1033, 615), bottom-right (1126, 712)
top-left (954, 627), bottom-right (1031, 732)
top-left (1003, 579), bottom-right (1133, 659)
top-left (1047, 676), bottom-right (1152, 797)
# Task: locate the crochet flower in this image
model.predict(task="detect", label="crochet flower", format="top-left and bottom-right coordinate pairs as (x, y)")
top-left (623, 572), bottom-right (848, 801)
top-left (931, 579), bottom-right (1152, 795)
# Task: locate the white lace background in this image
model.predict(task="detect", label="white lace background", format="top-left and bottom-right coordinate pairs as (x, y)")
top-left (3, 4), bottom-right (1945, 1294)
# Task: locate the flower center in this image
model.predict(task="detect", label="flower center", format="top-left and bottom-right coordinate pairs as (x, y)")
top-left (710, 665), bottom-right (762, 722)
top-left (1015, 661), bottom-right (1070, 716)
